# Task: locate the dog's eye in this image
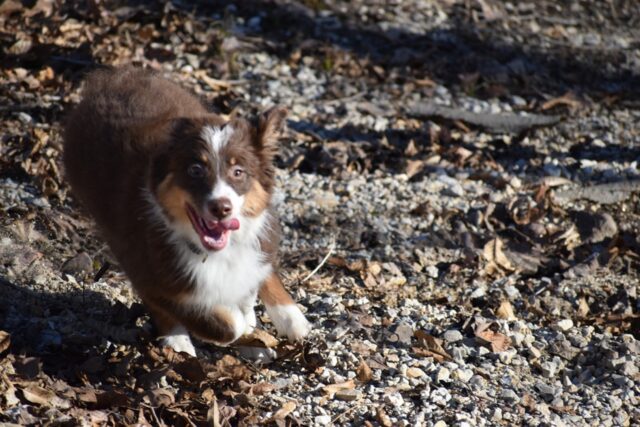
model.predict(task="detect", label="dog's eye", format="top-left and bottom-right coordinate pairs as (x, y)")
top-left (187, 164), bottom-right (206, 178)
top-left (231, 166), bottom-right (244, 178)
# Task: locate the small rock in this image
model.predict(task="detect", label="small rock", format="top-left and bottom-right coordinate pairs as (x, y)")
top-left (535, 382), bottom-right (558, 401)
top-left (434, 421), bottom-right (447, 427)
top-left (443, 329), bottom-right (463, 343)
top-left (619, 361), bottom-right (639, 377)
top-left (492, 407), bottom-right (503, 421)
top-left (315, 415), bottom-right (332, 425)
top-left (436, 367), bottom-right (450, 383)
top-left (384, 392), bottom-right (404, 406)
top-left (61, 252), bottom-right (93, 277)
top-left (452, 368), bottom-right (473, 382)
top-left (438, 174), bottom-right (464, 197)
top-left (500, 389), bottom-right (519, 403)
top-left (498, 348), bottom-right (517, 364)
top-left (392, 323), bottom-right (414, 346)
top-left (528, 345), bottom-right (542, 359)
top-left (406, 367), bottom-right (426, 378)
top-left (555, 319), bottom-right (574, 332)
top-left (541, 361), bottom-right (558, 378)
top-left (425, 265), bottom-right (439, 279)
top-left (335, 389), bottom-right (360, 401)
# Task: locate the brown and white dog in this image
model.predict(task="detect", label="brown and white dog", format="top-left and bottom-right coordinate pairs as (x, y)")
top-left (63, 66), bottom-right (311, 356)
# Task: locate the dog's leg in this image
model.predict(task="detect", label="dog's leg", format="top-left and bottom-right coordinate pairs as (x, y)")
top-left (148, 305), bottom-right (197, 357)
top-left (239, 292), bottom-right (258, 335)
top-left (259, 273), bottom-right (311, 341)
top-left (146, 296), bottom-right (246, 347)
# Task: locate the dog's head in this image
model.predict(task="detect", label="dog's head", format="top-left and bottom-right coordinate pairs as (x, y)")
top-left (149, 107), bottom-right (286, 251)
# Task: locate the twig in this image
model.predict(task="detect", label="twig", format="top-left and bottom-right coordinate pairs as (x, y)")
top-left (409, 101), bottom-right (561, 134)
top-left (301, 238), bottom-right (336, 283)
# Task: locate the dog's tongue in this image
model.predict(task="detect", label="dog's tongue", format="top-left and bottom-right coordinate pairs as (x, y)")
top-left (204, 218), bottom-right (240, 232)
top-left (223, 218), bottom-right (240, 231)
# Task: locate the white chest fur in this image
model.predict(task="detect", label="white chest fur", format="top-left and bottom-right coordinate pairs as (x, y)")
top-left (176, 212), bottom-right (272, 312)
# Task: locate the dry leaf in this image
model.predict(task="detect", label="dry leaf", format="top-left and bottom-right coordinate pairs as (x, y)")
top-left (541, 92), bottom-right (582, 111)
top-left (322, 380), bottom-right (356, 399)
top-left (483, 238), bottom-right (515, 275)
top-left (496, 300), bottom-right (516, 321)
top-left (234, 329), bottom-right (279, 348)
top-left (207, 395), bottom-right (221, 427)
top-left (271, 401), bottom-right (296, 421)
top-left (21, 384), bottom-right (70, 408)
top-left (0, 331), bottom-right (10, 355)
top-left (376, 407), bottom-right (393, 427)
top-left (356, 358), bottom-right (373, 382)
top-left (414, 330), bottom-right (452, 361)
top-left (578, 298), bottom-right (590, 317)
top-left (475, 329), bottom-right (511, 353)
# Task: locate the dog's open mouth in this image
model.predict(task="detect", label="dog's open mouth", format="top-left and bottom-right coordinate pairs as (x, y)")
top-left (186, 204), bottom-right (240, 251)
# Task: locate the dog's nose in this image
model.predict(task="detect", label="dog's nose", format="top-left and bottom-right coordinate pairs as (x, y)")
top-left (208, 197), bottom-right (232, 219)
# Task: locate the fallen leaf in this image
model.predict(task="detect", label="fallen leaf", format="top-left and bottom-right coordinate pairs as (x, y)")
top-left (475, 329), bottom-right (511, 353)
top-left (144, 388), bottom-right (175, 407)
top-left (577, 298), bottom-right (590, 318)
top-left (414, 330), bottom-right (452, 361)
top-left (94, 390), bottom-right (129, 409)
top-left (323, 380), bottom-right (356, 399)
top-left (541, 92), bottom-right (582, 111)
top-left (356, 358), bottom-right (373, 382)
top-left (21, 384), bottom-right (70, 408)
top-left (0, 331), bottom-right (10, 355)
top-left (14, 357), bottom-right (42, 379)
top-left (271, 401), bottom-right (296, 421)
top-left (233, 329), bottom-right (279, 348)
top-left (483, 238), bottom-right (515, 275)
top-left (496, 300), bottom-right (517, 321)
top-left (376, 407), bottom-right (393, 427)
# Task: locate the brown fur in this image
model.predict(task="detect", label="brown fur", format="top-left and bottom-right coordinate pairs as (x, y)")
top-left (64, 66), bottom-right (297, 347)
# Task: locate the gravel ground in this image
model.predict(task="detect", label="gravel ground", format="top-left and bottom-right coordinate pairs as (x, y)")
top-left (1, 1), bottom-right (639, 426)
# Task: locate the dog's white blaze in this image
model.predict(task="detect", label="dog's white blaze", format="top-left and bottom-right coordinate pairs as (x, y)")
top-left (201, 125), bottom-right (234, 155)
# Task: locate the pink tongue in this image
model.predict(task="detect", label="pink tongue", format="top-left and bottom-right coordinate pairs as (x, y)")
top-left (204, 218), bottom-right (240, 232)
top-left (223, 218), bottom-right (240, 231)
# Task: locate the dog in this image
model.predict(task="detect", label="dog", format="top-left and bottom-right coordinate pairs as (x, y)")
top-left (63, 66), bottom-right (311, 356)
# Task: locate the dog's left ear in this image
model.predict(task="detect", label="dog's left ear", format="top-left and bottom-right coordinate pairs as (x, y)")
top-left (257, 106), bottom-right (288, 149)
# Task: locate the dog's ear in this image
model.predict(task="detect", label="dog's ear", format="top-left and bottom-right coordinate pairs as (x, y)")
top-left (257, 106), bottom-right (287, 149)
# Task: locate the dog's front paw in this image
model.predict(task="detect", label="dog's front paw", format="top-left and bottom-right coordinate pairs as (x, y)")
top-left (266, 304), bottom-right (311, 341)
top-left (161, 326), bottom-right (197, 357)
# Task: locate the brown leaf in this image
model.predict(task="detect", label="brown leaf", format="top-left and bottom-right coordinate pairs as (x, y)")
top-left (144, 388), bottom-right (175, 407)
top-left (271, 401), bottom-right (296, 421)
top-left (322, 380), bottom-right (356, 399)
top-left (77, 388), bottom-right (98, 404)
top-left (405, 159), bottom-right (425, 179)
top-left (496, 300), bottom-right (517, 321)
top-left (14, 357), bottom-right (42, 379)
top-left (475, 329), bottom-right (511, 353)
top-left (215, 355), bottom-right (252, 381)
top-left (356, 358), bottom-right (373, 383)
top-left (541, 92), bottom-right (582, 111)
top-left (250, 382), bottom-right (275, 396)
top-left (577, 298), bottom-right (590, 318)
top-left (0, 331), bottom-right (10, 355)
top-left (483, 238), bottom-right (515, 275)
top-left (94, 390), bottom-right (129, 409)
top-left (21, 384), bottom-right (70, 408)
top-left (376, 407), bottom-right (393, 427)
top-left (414, 330), bottom-right (452, 361)
top-left (233, 329), bottom-right (279, 348)
top-left (173, 358), bottom-right (206, 383)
